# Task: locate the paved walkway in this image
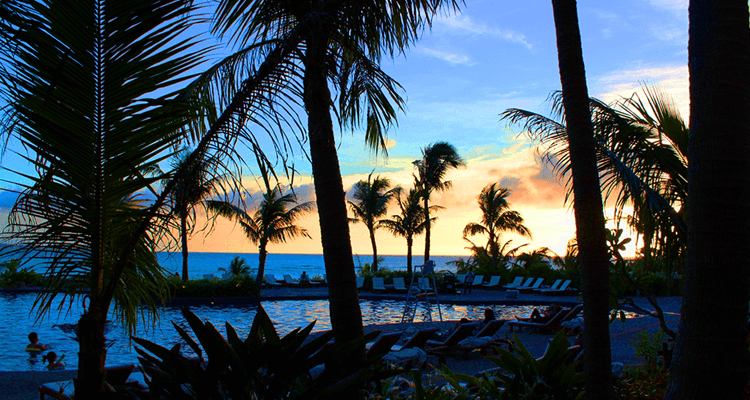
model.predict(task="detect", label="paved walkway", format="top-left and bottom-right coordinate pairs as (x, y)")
top-left (2, 287), bottom-right (682, 400)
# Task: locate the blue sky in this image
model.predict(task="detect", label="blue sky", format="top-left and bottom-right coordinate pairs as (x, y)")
top-left (0, 0), bottom-right (690, 258)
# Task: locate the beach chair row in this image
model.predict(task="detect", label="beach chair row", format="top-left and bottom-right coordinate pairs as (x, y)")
top-left (263, 274), bottom-right (325, 288)
top-left (459, 275), bottom-right (576, 295)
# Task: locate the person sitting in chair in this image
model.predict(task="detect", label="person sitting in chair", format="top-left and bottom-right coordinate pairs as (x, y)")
top-left (299, 271), bottom-right (310, 286)
top-left (526, 304), bottom-right (563, 323)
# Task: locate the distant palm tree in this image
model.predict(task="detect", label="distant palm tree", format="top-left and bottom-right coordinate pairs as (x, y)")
top-left (167, 147), bottom-right (230, 281)
top-left (463, 184), bottom-right (531, 269)
top-left (379, 187), bottom-right (438, 274)
top-left (209, 160), bottom-right (314, 293)
top-left (413, 142), bottom-right (465, 263)
top-left (514, 247), bottom-right (554, 270)
top-left (219, 256), bottom-right (252, 277)
top-left (347, 173), bottom-right (395, 272)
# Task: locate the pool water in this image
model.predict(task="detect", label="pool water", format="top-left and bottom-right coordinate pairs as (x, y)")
top-left (1, 292), bottom-right (535, 371)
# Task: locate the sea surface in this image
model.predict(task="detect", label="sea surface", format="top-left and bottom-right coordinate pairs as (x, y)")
top-left (157, 252), bottom-right (464, 280)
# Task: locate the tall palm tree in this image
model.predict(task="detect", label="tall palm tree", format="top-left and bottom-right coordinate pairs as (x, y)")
top-left (0, 0), bottom-right (206, 397)
top-left (347, 173), bottom-right (395, 271)
top-left (463, 183), bottom-right (531, 269)
top-left (379, 187), bottom-right (437, 274)
top-left (666, 1), bottom-right (750, 398)
top-left (208, 0), bottom-right (462, 349)
top-left (168, 147), bottom-right (231, 281)
top-left (209, 159), bottom-right (314, 293)
top-left (551, 1), bottom-right (613, 398)
top-left (413, 141), bottom-right (465, 263)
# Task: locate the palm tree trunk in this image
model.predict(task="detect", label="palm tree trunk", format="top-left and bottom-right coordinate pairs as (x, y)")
top-left (369, 225), bottom-right (378, 272)
top-left (75, 305), bottom-right (107, 399)
top-left (256, 241), bottom-right (268, 294)
top-left (303, 30), bottom-right (364, 351)
top-left (181, 213), bottom-right (189, 281)
top-left (551, 1), bottom-right (613, 399)
top-left (666, 1), bottom-right (750, 397)
top-left (423, 197), bottom-right (430, 263)
top-left (406, 236), bottom-right (413, 274)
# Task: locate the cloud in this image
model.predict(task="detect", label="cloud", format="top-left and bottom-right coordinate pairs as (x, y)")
top-left (592, 64), bottom-right (689, 119)
top-left (434, 14), bottom-right (533, 50)
top-left (418, 47), bottom-right (475, 66)
top-left (645, 0), bottom-right (687, 11)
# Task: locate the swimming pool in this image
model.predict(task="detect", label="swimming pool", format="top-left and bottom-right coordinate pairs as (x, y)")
top-left (1, 292), bottom-right (536, 371)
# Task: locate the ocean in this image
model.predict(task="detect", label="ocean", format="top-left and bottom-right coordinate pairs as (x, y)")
top-left (158, 252), bottom-right (464, 280)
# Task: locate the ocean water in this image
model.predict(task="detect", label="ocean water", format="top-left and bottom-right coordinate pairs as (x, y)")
top-left (157, 252), bottom-right (463, 280)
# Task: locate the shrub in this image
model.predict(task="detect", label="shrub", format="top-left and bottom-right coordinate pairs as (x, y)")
top-left (132, 306), bottom-right (392, 399)
top-left (168, 275), bottom-right (260, 298)
top-left (0, 259), bottom-right (44, 288)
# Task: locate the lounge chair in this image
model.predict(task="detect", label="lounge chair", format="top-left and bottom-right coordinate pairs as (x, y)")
top-left (541, 280), bottom-right (574, 295)
top-left (428, 320), bottom-right (509, 359)
top-left (392, 328), bottom-right (439, 351)
top-left (264, 274), bottom-right (283, 287)
top-left (500, 276), bottom-right (524, 290)
top-left (517, 277), bottom-right (535, 289)
top-left (535, 279), bottom-right (563, 292)
top-left (39, 364), bottom-right (146, 400)
top-left (417, 277), bottom-right (433, 291)
top-left (518, 277), bottom-right (545, 293)
top-left (508, 304), bottom-right (583, 333)
top-left (372, 277), bottom-right (388, 292)
top-left (456, 273), bottom-right (467, 287)
top-left (366, 332), bottom-right (403, 360)
top-left (474, 319), bottom-right (506, 338)
top-left (356, 276), bottom-right (365, 290)
top-left (283, 274), bottom-right (300, 287)
top-left (482, 276), bottom-right (502, 289)
top-left (392, 277), bottom-right (408, 292)
top-left (471, 275), bottom-right (484, 287)
top-left (425, 322), bottom-right (480, 349)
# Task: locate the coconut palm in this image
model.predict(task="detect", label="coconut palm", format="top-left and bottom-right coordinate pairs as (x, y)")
top-left (347, 173), bottom-right (395, 272)
top-left (168, 147), bottom-right (232, 281)
top-left (666, 1), bottom-right (750, 398)
top-left (207, 0), bottom-right (462, 348)
top-left (209, 159), bottom-right (314, 293)
top-left (219, 256), bottom-right (252, 277)
top-left (379, 187), bottom-right (438, 274)
top-left (551, 1), bottom-right (613, 397)
top-left (413, 141), bottom-right (465, 263)
top-left (463, 184), bottom-right (531, 270)
top-left (0, 0), bottom-right (206, 397)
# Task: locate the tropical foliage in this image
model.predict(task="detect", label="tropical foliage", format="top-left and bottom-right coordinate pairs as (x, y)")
top-left (167, 147), bottom-right (234, 281)
top-left (414, 141), bottom-right (465, 263)
top-left (0, 0), bottom-right (210, 397)
top-left (209, 157), bottom-right (314, 293)
top-left (219, 256), bottom-right (253, 277)
top-left (463, 183), bottom-right (531, 269)
top-left (348, 173), bottom-right (396, 271)
top-left (379, 186), bottom-right (437, 274)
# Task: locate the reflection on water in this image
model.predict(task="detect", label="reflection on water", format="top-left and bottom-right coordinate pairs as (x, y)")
top-left (0, 292), bottom-right (545, 371)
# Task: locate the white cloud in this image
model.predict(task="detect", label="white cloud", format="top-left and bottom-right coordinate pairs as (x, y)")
top-left (592, 64), bottom-right (689, 119)
top-left (435, 14), bottom-right (533, 50)
top-left (645, 0), bottom-right (688, 11)
top-left (419, 47), bottom-right (476, 66)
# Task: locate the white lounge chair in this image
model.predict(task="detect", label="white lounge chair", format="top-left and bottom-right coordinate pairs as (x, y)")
top-left (471, 275), bottom-right (484, 287)
top-left (372, 277), bottom-right (388, 292)
top-left (500, 276), bottom-right (524, 290)
top-left (283, 274), bottom-right (299, 286)
top-left (537, 279), bottom-right (563, 292)
top-left (392, 277), bottom-right (408, 292)
top-left (540, 279), bottom-right (573, 295)
top-left (519, 277), bottom-right (545, 293)
top-left (264, 274), bottom-right (283, 287)
top-left (456, 273), bottom-right (467, 286)
top-left (356, 276), bottom-right (365, 290)
top-left (482, 276), bottom-right (502, 288)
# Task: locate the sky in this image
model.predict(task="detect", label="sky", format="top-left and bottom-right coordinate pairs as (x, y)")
top-left (0, 0), bottom-right (690, 259)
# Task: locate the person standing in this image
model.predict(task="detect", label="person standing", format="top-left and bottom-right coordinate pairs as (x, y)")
top-left (464, 267), bottom-right (475, 294)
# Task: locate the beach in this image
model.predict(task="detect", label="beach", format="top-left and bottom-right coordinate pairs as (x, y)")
top-left (4, 288), bottom-right (681, 400)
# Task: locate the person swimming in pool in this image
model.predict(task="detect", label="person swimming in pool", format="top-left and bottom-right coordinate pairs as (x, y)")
top-left (42, 351), bottom-right (64, 369)
top-left (26, 332), bottom-right (47, 351)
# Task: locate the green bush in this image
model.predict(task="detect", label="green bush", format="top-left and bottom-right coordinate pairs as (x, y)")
top-left (0, 259), bottom-right (44, 288)
top-left (168, 275), bottom-right (260, 298)
top-left (132, 306), bottom-right (391, 399)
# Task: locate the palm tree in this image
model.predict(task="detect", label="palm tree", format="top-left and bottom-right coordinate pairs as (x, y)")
top-left (551, 1), bottom-right (613, 398)
top-left (413, 141), bottom-right (465, 263)
top-left (168, 147), bottom-right (231, 281)
top-left (209, 159), bottom-right (314, 293)
top-left (665, 1), bottom-right (750, 398)
top-left (379, 187), bottom-right (437, 274)
top-left (502, 84), bottom-right (688, 272)
top-left (208, 0), bottom-right (462, 349)
top-left (463, 184), bottom-right (531, 269)
top-left (0, 0), bottom-right (206, 397)
top-left (347, 173), bottom-right (395, 272)
top-left (219, 256), bottom-right (252, 277)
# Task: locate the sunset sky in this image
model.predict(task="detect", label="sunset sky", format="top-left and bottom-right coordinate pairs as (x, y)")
top-left (0, 0), bottom-right (689, 259)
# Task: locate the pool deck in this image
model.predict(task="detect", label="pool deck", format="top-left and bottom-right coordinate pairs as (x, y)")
top-left (0, 287), bottom-right (682, 400)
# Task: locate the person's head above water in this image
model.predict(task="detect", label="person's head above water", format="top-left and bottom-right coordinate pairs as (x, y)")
top-left (42, 351), bottom-right (57, 364)
top-left (28, 332), bottom-right (38, 344)
top-left (484, 308), bottom-right (496, 321)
